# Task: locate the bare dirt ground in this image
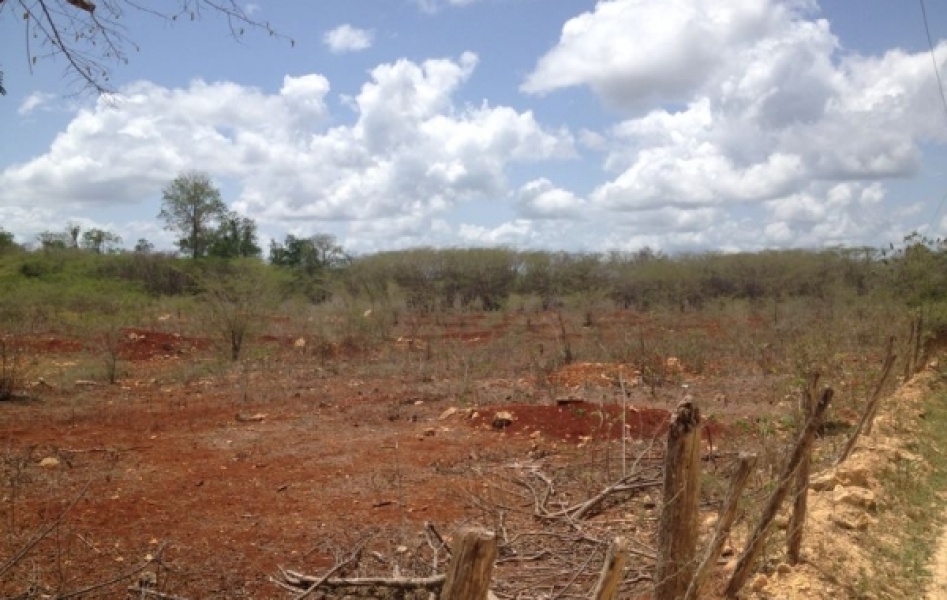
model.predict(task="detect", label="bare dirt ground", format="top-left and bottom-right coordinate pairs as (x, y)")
top-left (0, 309), bottom-right (885, 598)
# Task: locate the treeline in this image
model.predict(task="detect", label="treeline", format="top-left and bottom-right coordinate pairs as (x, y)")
top-left (2, 223), bottom-right (945, 316)
top-left (1, 168), bottom-right (944, 315)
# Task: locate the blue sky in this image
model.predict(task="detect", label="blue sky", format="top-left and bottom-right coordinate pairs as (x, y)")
top-left (3, 0), bottom-right (947, 255)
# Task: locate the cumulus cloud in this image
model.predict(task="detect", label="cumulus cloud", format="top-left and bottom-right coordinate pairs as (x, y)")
top-left (519, 0), bottom-right (947, 250)
top-left (0, 53), bottom-right (574, 248)
top-left (523, 0), bottom-right (813, 109)
top-left (515, 179), bottom-right (587, 219)
top-left (323, 24), bottom-right (374, 54)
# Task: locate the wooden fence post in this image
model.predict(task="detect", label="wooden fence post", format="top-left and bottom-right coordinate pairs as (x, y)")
top-left (683, 453), bottom-right (757, 600)
top-left (654, 399), bottom-right (702, 600)
top-left (592, 537), bottom-right (629, 600)
top-left (724, 388), bottom-right (834, 598)
top-left (440, 527), bottom-right (497, 600)
top-left (787, 373), bottom-right (818, 564)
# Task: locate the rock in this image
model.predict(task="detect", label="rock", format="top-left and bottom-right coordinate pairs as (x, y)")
top-left (439, 407), bottom-right (459, 420)
top-left (896, 449), bottom-right (923, 464)
top-left (774, 514), bottom-right (789, 530)
top-left (138, 570), bottom-right (157, 588)
top-left (39, 457), bottom-right (60, 468)
top-left (423, 428), bottom-right (437, 437)
top-left (832, 508), bottom-right (874, 531)
top-left (776, 562), bottom-right (792, 575)
top-left (834, 486), bottom-right (877, 511)
top-left (492, 411), bottom-right (514, 430)
top-left (750, 574), bottom-right (769, 592)
top-left (810, 469), bottom-right (838, 492)
top-left (836, 464), bottom-right (872, 488)
top-left (293, 337), bottom-right (306, 349)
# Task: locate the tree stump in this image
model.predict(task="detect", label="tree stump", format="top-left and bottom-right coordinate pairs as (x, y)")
top-left (440, 527), bottom-right (497, 600)
top-left (655, 399), bottom-right (702, 600)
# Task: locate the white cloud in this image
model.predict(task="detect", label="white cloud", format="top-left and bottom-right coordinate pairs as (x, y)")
top-left (518, 0), bottom-right (947, 252)
top-left (0, 54), bottom-right (573, 250)
top-left (516, 179), bottom-right (587, 219)
top-left (415, 0), bottom-right (480, 14)
top-left (323, 24), bottom-right (374, 54)
top-left (18, 92), bottom-right (55, 115)
top-left (523, 0), bottom-right (814, 109)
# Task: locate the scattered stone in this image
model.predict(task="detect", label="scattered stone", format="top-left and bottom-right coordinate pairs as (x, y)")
top-left (293, 337), bottom-right (306, 349)
top-left (439, 407), bottom-right (459, 420)
top-left (774, 514), bottom-right (789, 530)
top-left (39, 457), bottom-right (60, 468)
top-left (836, 464), bottom-right (872, 488)
top-left (834, 486), bottom-right (877, 511)
top-left (776, 563), bottom-right (792, 575)
top-left (235, 413), bottom-right (266, 423)
top-left (423, 428), bottom-right (436, 437)
top-left (492, 411), bottom-right (514, 430)
top-left (832, 508), bottom-right (874, 531)
top-left (895, 449), bottom-right (923, 464)
top-left (810, 470), bottom-right (838, 492)
top-left (138, 570), bottom-right (157, 589)
top-left (750, 574), bottom-right (769, 592)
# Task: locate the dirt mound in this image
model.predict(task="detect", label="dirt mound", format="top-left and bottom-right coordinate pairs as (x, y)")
top-left (120, 328), bottom-right (209, 360)
top-left (14, 335), bottom-right (84, 353)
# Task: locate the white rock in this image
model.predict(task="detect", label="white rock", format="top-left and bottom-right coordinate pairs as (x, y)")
top-left (834, 486), bottom-right (877, 511)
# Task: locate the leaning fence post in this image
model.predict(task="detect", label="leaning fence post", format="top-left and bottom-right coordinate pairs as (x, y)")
top-left (787, 372), bottom-right (818, 564)
top-left (440, 527), bottom-right (497, 600)
top-left (725, 388), bottom-right (834, 598)
top-left (655, 399), bottom-right (702, 600)
top-left (684, 452), bottom-right (757, 600)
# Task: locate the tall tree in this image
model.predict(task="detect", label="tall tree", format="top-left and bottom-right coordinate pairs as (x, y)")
top-left (208, 212), bottom-right (262, 259)
top-left (158, 171), bottom-right (227, 259)
top-left (80, 228), bottom-right (122, 254)
top-left (133, 238), bottom-right (154, 254)
top-left (269, 233), bottom-right (349, 274)
top-left (0, 228), bottom-right (17, 253)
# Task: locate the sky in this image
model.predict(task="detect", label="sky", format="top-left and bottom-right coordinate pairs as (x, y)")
top-left (3, 0), bottom-right (947, 255)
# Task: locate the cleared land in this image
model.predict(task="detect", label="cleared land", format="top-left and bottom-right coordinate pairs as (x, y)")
top-left (1, 303), bottom-right (904, 598)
